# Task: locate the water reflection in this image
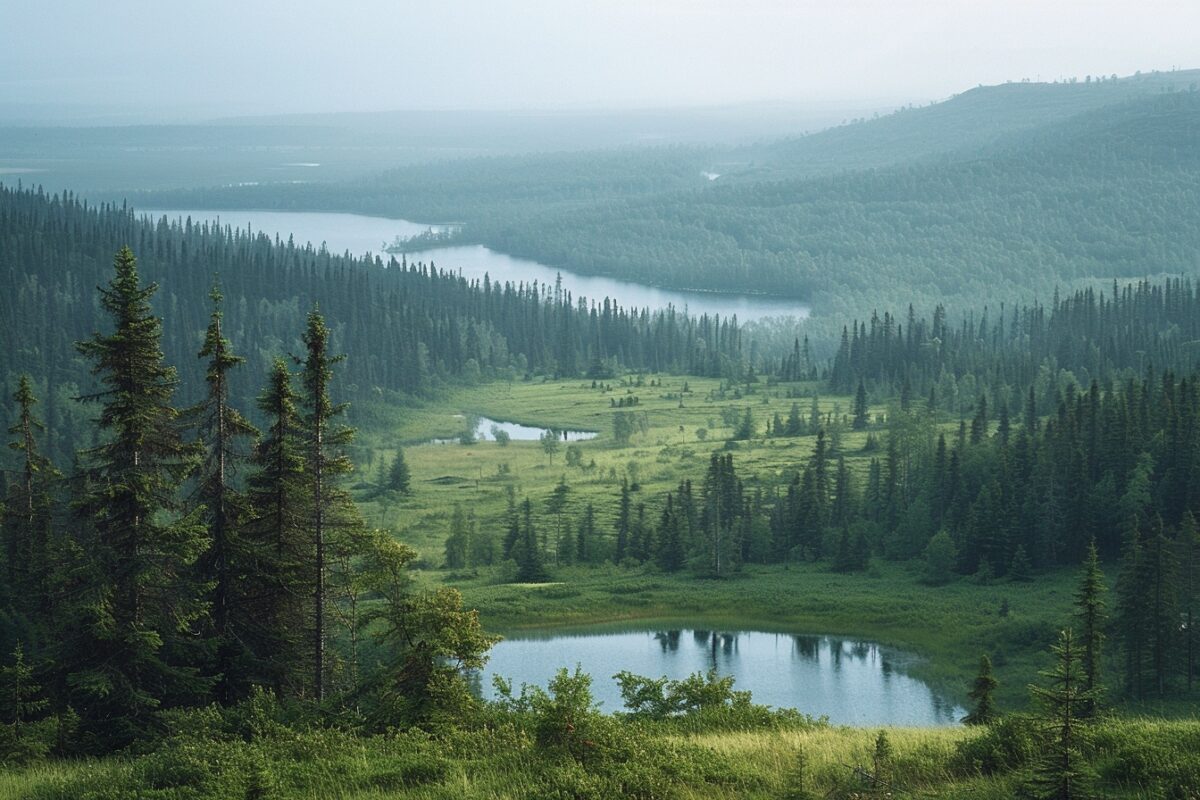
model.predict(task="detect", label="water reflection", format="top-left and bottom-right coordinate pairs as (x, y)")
top-left (481, 628), bottom-right (964, 726)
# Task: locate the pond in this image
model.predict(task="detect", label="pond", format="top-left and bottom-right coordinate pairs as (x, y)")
top-left (479, 628), bottom-right (964, 726)
top-left (429, 415), bottom-right (596, 445)
top-left (137, 208), bottom-right (810, 322)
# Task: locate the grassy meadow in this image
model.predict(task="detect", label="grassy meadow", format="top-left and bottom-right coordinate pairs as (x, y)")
top-left (348, 374), bottom-right (1116, 714)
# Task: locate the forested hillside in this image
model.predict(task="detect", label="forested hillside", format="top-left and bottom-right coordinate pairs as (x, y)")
top-left (482, 91), bottom-right (1200, 307)
top-left (131, 72), bottom-right (1200, 313)
top-left (0, 185), bottom-right (745, 463)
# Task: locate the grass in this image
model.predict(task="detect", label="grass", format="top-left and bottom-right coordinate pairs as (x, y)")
top-left (345, 375), bottom-right (1200, 715)
top-left (354, 374), bottom-right (877, 560)
top-left (441, 561), bottom-right (1076, 712)
top-left (5, 716), bottom-right (1198, 799)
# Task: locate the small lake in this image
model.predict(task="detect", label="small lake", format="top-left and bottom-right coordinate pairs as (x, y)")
top-left (480, 628), bottom-right (964, 726)
top-left (137, 208), bottom-right (810, 322)
top-left (430, 415), bottom-right (596, 445)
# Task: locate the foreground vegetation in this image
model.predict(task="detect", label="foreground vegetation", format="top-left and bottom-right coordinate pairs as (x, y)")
top-left (2, 683), bottom-right (1198, 799)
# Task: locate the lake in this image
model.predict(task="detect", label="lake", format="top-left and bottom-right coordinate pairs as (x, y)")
top-left (480, 628), bottom-right (964, 726)
top-left (430, 415), bottom-right (597, 445)
top-left (137, 208), bottom-right (810, 322)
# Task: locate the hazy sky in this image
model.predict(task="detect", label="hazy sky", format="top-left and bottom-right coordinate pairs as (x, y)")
top-left (3, 0), bottom-right (1199, 118)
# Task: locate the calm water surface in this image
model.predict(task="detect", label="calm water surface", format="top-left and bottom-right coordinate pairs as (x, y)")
top-left (481, 628), bottom-right (964, 726)
top-left (138, 209), bottom-right (810, 322)
top-left (429, 415), bottom-right (596, 444)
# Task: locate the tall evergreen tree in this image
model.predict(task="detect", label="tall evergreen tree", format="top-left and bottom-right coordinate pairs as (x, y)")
top-left (66, 246), bottom-right (207, 745)
top-left (298, 307), bottom-right (369, 701)
top-left (242, 358), bottom-right (311, 697)
top-left (962, 654), bottom-right (999, 725)
top-left (1073, 539), bottom-right (1107, 716)
top-left (1, 375), bottom-right (58, 619)
top-left (188, 285), bottom-right (258, 703)
top-left (1027, 629), bottom-right (1095, 800)
top-left (386, 449), bottom-right (411, 495)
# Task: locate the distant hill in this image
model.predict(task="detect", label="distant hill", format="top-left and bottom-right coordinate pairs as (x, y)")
top-left (733, 69), bottom-right (1200, 180)
top-left (129, 70), bottom-right (1200, 318)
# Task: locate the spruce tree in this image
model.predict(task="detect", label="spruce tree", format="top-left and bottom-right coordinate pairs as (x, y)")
top-left (386, 448), bottom-right (411, 494)
top-left (243, 358), bottom-right (311, 697)
top-left (1073, 539), bottom-right (1106, 715)
top-left (1028, 629), bottom-right (1095, 800)
top-left (188, 285), bottom-right (258, 703)
top-left (614, 479), bottom-right (631, 563)
top-left (1, 375), bottom-right (58, 619)
top-left (68, 246), bottom-right (207, 744)
top-left (512, 498), bottom-right (549, 582)
top-left (962, 654), bottom-right (999, 725)
top-left (853, 381), bottom-right (869, 430)
top-left (0, 642), bottom-right (47, 734)
top-left (656, 494), bottom-right (685, 572)
top-left (298, 308), bottom-right (363, 701)
top-left (1179, 511), bottom-right (1199, 690)
top-left (444, 505), bottom-right (470, 569)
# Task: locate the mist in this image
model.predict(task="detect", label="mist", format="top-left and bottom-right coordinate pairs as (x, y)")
top-left (4, 0), bottom-right (1199, 122)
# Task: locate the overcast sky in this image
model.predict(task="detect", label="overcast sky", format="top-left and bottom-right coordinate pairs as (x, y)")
top-left (3, 0), bottom-right (1198, 118)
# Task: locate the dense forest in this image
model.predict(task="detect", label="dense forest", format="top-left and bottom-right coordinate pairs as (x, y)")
top-left (131, 74), bottom-right (1200, 314)
top-left (2, 242), bottom-right (1198, 797)
top-left (0, 184), bottom-right (746, 463)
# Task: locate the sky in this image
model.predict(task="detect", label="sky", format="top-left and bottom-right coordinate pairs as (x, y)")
top-left (2, 0), bottom-right (1199, 119)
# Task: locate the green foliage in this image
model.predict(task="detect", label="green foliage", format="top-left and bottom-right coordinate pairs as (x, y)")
top-left (1027, 629), bottom-right (1097, 800)
top-left (924, 530), bottom-right (958, 586)
top-left (65, 246), bottom-right (208, 747)
top-left (963, 655), bottom-right (999, 726)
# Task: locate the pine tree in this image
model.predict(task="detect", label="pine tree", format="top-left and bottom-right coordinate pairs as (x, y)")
top-left (67, 246), bottom-right (207, 744)
top-left (962, 654), bottom-right (999, 725)
top-left (1073, 539), bottom-right (1106, 715)
top-left (188, 285), bottom-right (258, 703)
top-left (1027, 629), bottom-right (1095, 800)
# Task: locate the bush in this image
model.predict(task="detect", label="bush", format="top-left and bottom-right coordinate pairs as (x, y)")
top-left (951, 714), bottom-right (1039, 776)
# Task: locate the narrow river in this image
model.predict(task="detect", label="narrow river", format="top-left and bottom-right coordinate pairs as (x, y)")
top-left (138, 208), bottom-right (810, 322)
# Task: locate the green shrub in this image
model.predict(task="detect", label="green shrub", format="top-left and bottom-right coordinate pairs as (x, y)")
top-left (951, 714), bottom-right (1038, 776)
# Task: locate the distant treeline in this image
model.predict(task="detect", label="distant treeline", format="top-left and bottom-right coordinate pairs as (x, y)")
top-left (0, 184), bottom-right (746, 462)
